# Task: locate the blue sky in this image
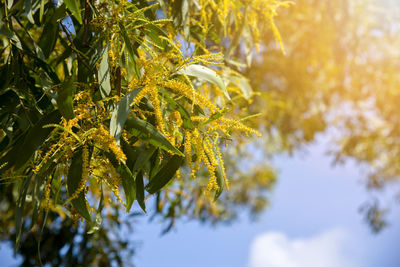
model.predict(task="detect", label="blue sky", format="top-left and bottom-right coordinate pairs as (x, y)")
top-left (1, 134), bottom-right (400, 267)
top-left (131, 134), bottom-right (400, 267)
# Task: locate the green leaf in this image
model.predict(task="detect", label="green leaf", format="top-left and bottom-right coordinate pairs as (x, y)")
top-left (149, 149), bottom-right (162, 178)
top-left (88, 183), bottom-right (104, 234)
top-left (0, 110), bottom-right (61, 170)
top-left (0, 21), bottom-right (23, 50)
top-left (12, 34), bottom-right (60, 83)
top-left (202, 107), bottom-right (228, 126)
top-left (38, 17), bottom-right (59, 58)
top-left (144, 24), bottom-right (168, 50)
top-left (39, 0), bottom-right (46, 22)
top-left (110, 87), bottom-right (144, 142)
top-left (98, 44), bottom-right (111, 98)
top-left (163, 93), bottom-right (194, 129)
top-left (30, 174), bottom-right (46, 229)
top-left (214, 164), bottom-right (225, 201)
top-left (67, 148), bottom-right (91, 222)
top-left (56, 78), bottom-right (75, 120)
top-left (145, 155), bottom-right (184, 194)
top-left (51, 168), bottom-right (63, 205)
top-left (23, 0), bottom-right (35, 24)
top-left (120, 138), bottom-right (139, 170)
top-left (119, 22), bottom-right (140, 78)
top-left (135, 171), bottom-right (146, 212)
top-left (132, 147), bottom-right (156, 176)
top-left (64, 0), bottom-right (82, 24)
top-left (0, 21), bottom-right (14, 40)
top-left (181, 64), bottom-right (230, 100)
top-left (0, 65), bottom-right (11, 92)
top-left (15, 176), bottom-right (32, 252)
top-left (125, 116), bottom-right (185, 157)
top-left (104, 152), bottom-right (136, 212)
top-left (122, 139), bottom-right (157, 181)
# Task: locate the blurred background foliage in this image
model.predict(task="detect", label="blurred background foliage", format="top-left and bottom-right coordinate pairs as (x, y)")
top-left (1, 0), bottom-right (400, 265)
top-left (248, 0), bottom-right (400, 231)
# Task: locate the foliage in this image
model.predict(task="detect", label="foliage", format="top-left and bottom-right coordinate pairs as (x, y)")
top-left (0, 0), bottom-right (285, 264)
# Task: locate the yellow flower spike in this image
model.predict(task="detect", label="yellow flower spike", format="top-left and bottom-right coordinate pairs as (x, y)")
top-left (162, 80), bottom-right (218, 112)
top-left (82, 145), bottom-right (90, 180)
top-left (192, 129), bottom-right (203, 178)
top-left (184, 131), bottom-right (193, 171)
top-left (0, 162), bottom-right (8, 171)
top-left (33, 144), bottom-right (55, 174)
top-left (218, 117), bottom-right (262, 137)
top-left (43, 176), bottom-right (52, 211)
top-left (149, 85), bottom-right (166, 134)
top-left (197, 138), bottom-right (218, 191)
top-left (92, 125), bottom-right (127, 163)
top-left (176, 169), bottom-right (181, 179)
top-left (203, 137), bottom-right (218, 168)
top-left (131, 85), bottom-right (151, 107)
top-left (172, 111), bottom-right (183, 127)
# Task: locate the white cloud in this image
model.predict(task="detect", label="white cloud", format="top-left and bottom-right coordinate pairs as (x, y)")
top-left (247, 229), bottom-right (363, 267)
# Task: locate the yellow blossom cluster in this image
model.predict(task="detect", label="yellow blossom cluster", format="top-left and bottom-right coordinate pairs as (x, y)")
top-left (192, 0), bottom-right (291, 52)
top-left (89, 125), bottom-right (127, 163)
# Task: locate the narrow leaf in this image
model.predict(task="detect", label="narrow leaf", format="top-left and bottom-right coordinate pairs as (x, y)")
top-left (214, 164), bottom-right (225, 201)
top-left (98, 44), bottom-right (111, 98)
top-left (30, 174), bottom-right (46, 229)
top-left (104, 152), bottom-right (136, 212)
top-left (15, 176), bottom-right (32, 252)
top-left (181, 64), bottom-right (230, 100)
top-left (125, 117), bottom-right (184, 157)
top-left (67, 148), bottom-right (91, 221)
top-left (135, 171), bottom-right (146, 212)
top-left (145, 155), bottom-right (184, 194)
top-left (9, 110), bottom-right (61, 170)
top-left (110, 87), bottom-right (144, 142)
top-left (163, 94), bottom-right (194, 129)
top-left (64, 0), bottom-right (82, 24)
top-left (56, 79), bottom-right (75, 119)
top-left (119, 22), bottom-right (140, 78)
top-left (24, 0), bottom-right (35, 24)
top-left (228, 75), bottom-right (253, 100)
top-left (131, 147), bottom-right (156, 176)
top-left (88, 184), bottom-right (104, 234)
top-left (38, 15), bottom-right (59, 58)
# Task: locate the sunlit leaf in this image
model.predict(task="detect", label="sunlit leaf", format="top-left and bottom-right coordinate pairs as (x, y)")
top-left (98, 44), bottom-right (112, 98)
top-left (110, 87), bottom-right (144, 142)
top-left (64, 0), bottom-right (82, 24)
top-left (125, 116), bottom-right (184, 157)
top-left (181, 64), bottom-right (230, 100)
top-left (227, 75), bottom-right (253, 100)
